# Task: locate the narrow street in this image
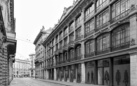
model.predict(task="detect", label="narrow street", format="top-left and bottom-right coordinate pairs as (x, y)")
top-left (10, 78), bottom-right (69, 86)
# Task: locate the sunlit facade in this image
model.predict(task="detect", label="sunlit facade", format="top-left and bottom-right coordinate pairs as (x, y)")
top-left (13, 59), bottom-right (31, 78)
top-left (34, 27), bottom-right (52, 79)
top-left (42, 0), bottom-right (137, 86)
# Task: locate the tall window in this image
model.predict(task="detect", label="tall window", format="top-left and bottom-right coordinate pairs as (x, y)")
top-left (76, 45), bottom-right (81, 59)
top-left (69, 49), bottom-right (74, 61)
top-left (98, 59), bottom-right (109, 85)
top-left (112, 0), bottom-right (130, 21)
top-left (64, 27), bottom-right (68, 36)
top-left (59, 31), bottom-right (63, 41)
top-left (96, 0), bottom-right (109, 11)
top-left (85, 4), bottom-right (95, 20)
top-left (59, 41), bottom-right (63, 49)
top-left (69, 21), bottom-right (74, 32)
top-left (76, 15), bottom-right (82, 28)
top-left (64, 37), bottom-right (68, 46)
top-left (85, 40), bottom-right (94, 57)
top-left (97, 34), bottom-right (110, 54)
top-left (76, 27), bottom-right (81, 40)
top-left (97, 9), bottom-right (109, 28)
top-left (85, 19), bottom-right (94, 37)
top-left (56, 44), bottom-right (58, 50)
top-left (69, 33), bottom-right (74, 42)
top-left (112, 24), bottom-right (130, 50)
top-left (56, 35), bottom-right (58, 43)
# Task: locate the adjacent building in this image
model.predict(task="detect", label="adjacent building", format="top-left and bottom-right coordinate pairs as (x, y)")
top-left (34, 26), bottom-right (52, 79)
top-left (41, 0), bottom-right (137, 86)
top-left (13, 59), bottom-right (31, 78)
top-left (0, 0), bottom-right (17, 86)
top-left (29, 54), bottom-right (35, 78)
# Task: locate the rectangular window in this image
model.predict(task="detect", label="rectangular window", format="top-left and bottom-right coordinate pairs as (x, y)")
top-left (76, 27), bottom-right (81, 40)
top-left (85, 4), bottom-right (95, 21)
top-left (85, 42), bottom-right (90, 55)
top-left (96, 0), bottom-right (109, 11)
top-left (112, 24), bottom-right (130, 50)
top-left (69, 33), bottom-right (74, 42)
top-left (97, 34), bottom-right (110, 54)
top-left (96, 9), bottom-right (109, 28)
top-left (69, 22), bottom-right (74, 32)
top-left (76, 15), bottom-right (82, 28)
top-left (85, 19), bottom-right (94, 37)
top-left (112, 0), bottom-right (129, 21)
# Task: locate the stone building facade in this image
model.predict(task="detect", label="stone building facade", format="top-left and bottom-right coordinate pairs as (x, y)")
top-left (29, 54), bottom-right (35, 78)
top-left (34, 27), bottom-right (51, 79)
top-left (13, 59), bottom-right (31, 78)
top-left (42, 0), bottom-right (137, 86)
top-left (0, 0), bottom-right (16, 86)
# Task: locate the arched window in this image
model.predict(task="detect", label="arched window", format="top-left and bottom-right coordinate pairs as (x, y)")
top-left (75, 45), bottom-right (81, 60)
top-left (85, 40), bottom-right (94, 57)
top-left (112, 24), bottom-right (130, 50)
top-left (69, 48), bottom-right (74, 61)
top-left (97, 33), bottom-right (110, 54)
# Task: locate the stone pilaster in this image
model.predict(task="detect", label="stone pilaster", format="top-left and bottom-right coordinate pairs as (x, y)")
top-left (130, 52), bottom-right (137, 86)
top-left (81, 63), bottom-right (85, 83)
top-left (54, 68), bottom-right (57, 80)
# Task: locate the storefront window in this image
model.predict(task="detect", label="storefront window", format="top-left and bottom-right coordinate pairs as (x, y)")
top-left (98, 59), bottom-right (109, 85)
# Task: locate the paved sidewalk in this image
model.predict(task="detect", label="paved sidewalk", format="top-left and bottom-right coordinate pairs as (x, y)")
top-left (35, 78), bottom-right (102, 86)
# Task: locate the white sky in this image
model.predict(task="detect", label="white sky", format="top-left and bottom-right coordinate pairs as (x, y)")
top-left (15, 0), bottom-right (74, 59)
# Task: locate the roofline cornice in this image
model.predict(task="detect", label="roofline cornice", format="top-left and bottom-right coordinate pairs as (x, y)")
top-left (43, 0), bottom-right (85, 46)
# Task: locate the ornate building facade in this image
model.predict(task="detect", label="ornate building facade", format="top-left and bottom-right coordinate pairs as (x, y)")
top-left (29, 54), bottom-right (35, 78)
top-left (42, 0), bottom-right (137, 86)
top-left (34, 27), bottom-right (52, 79)
top-left (0, 0), bottom-right (16, 86)
top-left (13, 59), bottom-right (31, 78)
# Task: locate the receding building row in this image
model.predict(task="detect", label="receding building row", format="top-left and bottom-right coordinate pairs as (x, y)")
top-left (35, 0), bottom-right (137, 86)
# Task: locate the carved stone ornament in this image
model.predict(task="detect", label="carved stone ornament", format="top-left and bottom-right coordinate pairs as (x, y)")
top-left (130, 38), bottom-right (135, 46)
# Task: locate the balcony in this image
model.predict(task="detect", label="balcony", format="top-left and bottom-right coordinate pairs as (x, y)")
top-left (96, 47), bottom-right (110, 55)
top-left (111, 9), bottom-right (130, 23)
top-left (111, 41), bottom-right (130, 51)
top-left (84, 30), bottom-right (94, 38)
top-left (75, 54), bottom-right (82, 60)
top-left (64, 33), bottom-right (68, 38)
top-left (69, 40), bottom-right (74, 46)
top-left (63, 44), bottom-right (68, 50)
top-left (85, 52), bottom-right (95, 58)
top-left (69, 27), bottom-right (74, 33)
top-left (75, 35), bottom-right (83, 42)
top-left (59, 46), bottom-right (63, 52)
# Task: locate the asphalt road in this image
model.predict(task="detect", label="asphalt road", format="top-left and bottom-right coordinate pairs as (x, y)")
top-left (10, 78), bottom-right (68, 86)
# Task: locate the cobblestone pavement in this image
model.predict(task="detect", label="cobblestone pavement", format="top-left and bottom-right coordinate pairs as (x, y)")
top-left (9, 78), bottom-right (69, 86)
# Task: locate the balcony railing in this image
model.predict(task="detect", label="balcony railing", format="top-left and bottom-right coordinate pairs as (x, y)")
top-left (111, 9), bottom-right (130, 23)
top-left (85, 52), bottom-right (95, 58)
top-left (64, 33), bottom-right (68, 37)
top-left (84, 30), bottom-right (94, 38)
top-left (96, 47), bottom-right (110, 55)
top-left (69, 40), bottom-right (74, 46)
top-left (63, 44), bottom-right (68, 50)
top-left (111, 41), bottom-right (130, 51)
top-left (75, 55), bottom-right (82, 60)
top-left (75, 35), bottom-right (83, 42)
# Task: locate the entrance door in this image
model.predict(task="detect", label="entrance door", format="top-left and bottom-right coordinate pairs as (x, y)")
top-left (113, 56), bottom-right (130, 86)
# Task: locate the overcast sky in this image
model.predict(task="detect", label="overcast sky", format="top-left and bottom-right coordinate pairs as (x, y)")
top-left (15, 0), bottom-right (74, 59)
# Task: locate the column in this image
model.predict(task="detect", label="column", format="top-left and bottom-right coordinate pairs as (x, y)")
top-left (81, 42), bottom-right (85, 59)
top-left (130, 52), bottom-right (137, 86)
top-left (54, 68), bottom-right (57, 80)
top-left (81, 63), bottom-right (85, 83)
